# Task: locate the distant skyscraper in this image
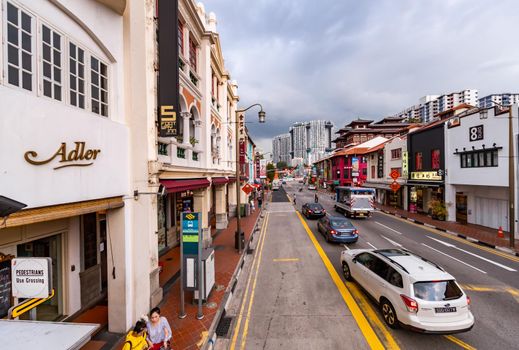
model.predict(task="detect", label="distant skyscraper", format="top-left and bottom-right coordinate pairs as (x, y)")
top-left (272, 133), bottom-right (291, 164)
top-left (478, 93), bottom-right (519, 108)
top-left (289, 120), bottom-right (334, 165)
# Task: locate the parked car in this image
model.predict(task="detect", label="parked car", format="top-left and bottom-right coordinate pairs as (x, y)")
top-left (317, 216), bottom-right (358, 243)
top-left (340, 248), bottom-right (474, 333)
top-left (302, 203), bottom-right (326, 219)
top-left (308, 184), bottom-right (316, 190)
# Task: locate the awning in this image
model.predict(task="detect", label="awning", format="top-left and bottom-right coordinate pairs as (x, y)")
top-left (407, 181), bottom-right (442, 188)
top-left (160, 178), bottom-right (210, 193)
top-left (362, 182), bottom-right (391, 190)
top-left (212, 177), bottom-right (229, 185)
top-left (2, 196), bottom-right (124, 228)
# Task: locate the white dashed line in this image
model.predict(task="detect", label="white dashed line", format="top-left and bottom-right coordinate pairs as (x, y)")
top-left (375, 221), bottom-right (402, 235)
top-left (422, 243), bottom-right (487, 274)
top-left (366, 242), bottom-right (377, 249)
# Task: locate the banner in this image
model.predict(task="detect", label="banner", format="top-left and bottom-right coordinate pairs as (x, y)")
top-left (259, 159), bottom-right (267, 178)
top-left (158, 0), bottom-right (179, 137)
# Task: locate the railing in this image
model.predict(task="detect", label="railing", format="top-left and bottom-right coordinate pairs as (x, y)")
top-left (177, 147), bottom-right (186, 159)
top-left (189, 71), bottom-right (199, 86)
top-left (158, 142), bottom-right (168, 156)
top-left (192, 152), bottom-right (199, 161)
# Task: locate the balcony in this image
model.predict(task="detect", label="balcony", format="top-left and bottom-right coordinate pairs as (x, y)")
top-left (177, 147), bottom-right (186, 159)
top-left (158, 142), bottom-right (168, 156)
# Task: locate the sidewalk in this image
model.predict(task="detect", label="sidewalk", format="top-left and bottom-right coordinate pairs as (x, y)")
top-left (376, 203), bottom-right (519, 255)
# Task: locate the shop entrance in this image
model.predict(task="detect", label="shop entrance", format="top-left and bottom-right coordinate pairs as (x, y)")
top-left (456, 193), bottom-right (468, 224)
top-left (17, 234), bottom-right (63, 321)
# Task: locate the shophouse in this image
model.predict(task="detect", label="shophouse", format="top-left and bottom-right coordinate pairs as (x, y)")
top-left (444, 106), bottom-right (518, 231)
top-left (0, 0), bottom-right (135, 332)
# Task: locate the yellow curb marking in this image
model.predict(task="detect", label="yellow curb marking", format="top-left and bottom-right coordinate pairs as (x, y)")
top-left (273, 258), bottom-right (300, 262)
top-left (460, 283), bottom-right (519, 303)
top-left (377, 211), bottom-right (519, 264)
top-left (229, 212), bottom-right (269, 350)
top-left (296, 211), bottom-right (393, 350)
top-left (444, 335), bottom-right (477, 350)
top-left (197, 331), bottom-right (208, 348)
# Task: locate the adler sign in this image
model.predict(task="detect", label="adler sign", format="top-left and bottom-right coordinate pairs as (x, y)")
top-left (11, 258), bottom-right (52, 299)
top-left (24, 142), bottom-right (101, 170)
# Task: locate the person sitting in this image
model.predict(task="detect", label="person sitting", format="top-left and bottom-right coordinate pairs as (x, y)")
top-left (123, 319), bottom-right (151, 350)
top-left (146, 307), bottom-right (172, 350)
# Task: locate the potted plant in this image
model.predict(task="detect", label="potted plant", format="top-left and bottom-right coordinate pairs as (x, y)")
top-left (175, 135), bottom-right (183, 144)
top-left (190, 137), bottom-right (199, 147)
top-left (428, 199), bottom-right (447, 221)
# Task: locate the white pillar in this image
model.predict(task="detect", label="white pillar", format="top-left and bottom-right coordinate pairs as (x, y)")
top-left (181, 112), bottom-right (191, 145)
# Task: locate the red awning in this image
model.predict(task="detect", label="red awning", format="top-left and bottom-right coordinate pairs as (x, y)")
top-left (212, 177), bottom-right (229, 185)
top-left (160, 178), bottom-right (210, 193)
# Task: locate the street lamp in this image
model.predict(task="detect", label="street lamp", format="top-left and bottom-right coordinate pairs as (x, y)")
top-left (490, 101), bottom-right (515, 248)
top-left (235, 104), bottom-right (266, 253)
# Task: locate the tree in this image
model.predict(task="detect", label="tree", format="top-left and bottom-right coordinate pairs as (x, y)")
top-left (276, 161), bottom-right (288, 170)
top-left (267, 163), bottom-right (276, 182)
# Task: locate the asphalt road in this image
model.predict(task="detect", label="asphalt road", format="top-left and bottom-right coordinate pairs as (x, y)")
top-left (282, 181), bottom-right (519, 350)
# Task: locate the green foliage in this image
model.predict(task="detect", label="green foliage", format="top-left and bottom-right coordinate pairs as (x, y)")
top-left (428, 199), bottom-right (447, 220)
top-left (276, 161), bottom-right (288, 170)
top-left (267, 163), bottom-right (276, 182)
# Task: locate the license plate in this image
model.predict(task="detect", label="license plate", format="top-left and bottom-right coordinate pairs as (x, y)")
top-left (435, 307), bottom-right (457, 313)
top-left (358, 213), bottom-right (364, 217)
top-left (314, 211), bottom-right (321, 214)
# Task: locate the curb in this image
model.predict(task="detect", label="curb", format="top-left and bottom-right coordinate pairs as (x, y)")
top-left (202, 196), bottom-right (267, 350)
top-left (377, 208), bottom-right (519, 257)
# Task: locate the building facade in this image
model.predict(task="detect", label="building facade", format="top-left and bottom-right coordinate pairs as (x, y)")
top-left (272, 133), bottom-right (291, 164)
top-left (478, 93), bottom-right (519, 109)
top-left (288, 120), bottom-right (333, 165)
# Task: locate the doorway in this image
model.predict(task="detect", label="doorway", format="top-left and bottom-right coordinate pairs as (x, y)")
top-left (17, 234), bottom-right (63, 321)
top-left (456, 193), bottom-right (468, 224)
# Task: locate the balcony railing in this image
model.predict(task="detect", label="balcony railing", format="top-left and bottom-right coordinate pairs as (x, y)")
top-left (192, 152), bottom-right (199, 161)
top-left (189, 71), bottom-right (199, 86)
top-left (177, 147), bottom-right (186, 159)
top-left (158, 142), bottom-right (168, 156)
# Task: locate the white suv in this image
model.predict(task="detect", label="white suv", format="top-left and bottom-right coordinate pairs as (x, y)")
top-left (340, 248), bottom-right (474, 333)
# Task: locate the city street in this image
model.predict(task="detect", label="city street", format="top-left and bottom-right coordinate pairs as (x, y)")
top-left (229, 182), bottom-right (519, 350)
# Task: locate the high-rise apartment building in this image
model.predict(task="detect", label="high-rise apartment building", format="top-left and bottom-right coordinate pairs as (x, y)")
top-left (272, 133), bottom-right (291, 164)
top-left (478, 93), bottom-right (519, 108)
top-left (288, 120), bottom-right (334, 165)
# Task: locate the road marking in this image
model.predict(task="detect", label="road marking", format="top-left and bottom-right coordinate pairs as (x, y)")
top-left (380, 235), bottom-right (404, 248)
top-left (343, 244), bottom-right (350, 250)
top-left (459, 284), bottom-right (496, 292)
top-left (367, 242), bottom-right (378, 249)
top-left (296, 211), bottom-right (393, 350)
top-left (444, 335), bottom-right (477, 350)
top-left (229, 213), bottom-right (269, 350)
top-left (272, 258), bottom-right (299, 262)
top-left (240, 213), bottom-right (270, 349)
top-left (504, 287), bottom-right (519, 303)
top-left (421, 243), bottom-right (487, 274)
top-left (375, 221), bottom-right (402, 235)
top-left (376, 211), bottom-right (519, 263)
top-left (427, 236), bottom-right (517, 272)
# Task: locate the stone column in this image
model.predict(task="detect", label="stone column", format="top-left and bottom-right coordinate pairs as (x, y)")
top-left (193, 187), bottom-right (211, 247)
top-left (181, 112), bottom-right (191, 145)
top-left (444, 184), bottom-right (456, 222)
top-left (228, 183), bottom-right (237, 218)
top-left (215, 185), bottom-right (228, 229)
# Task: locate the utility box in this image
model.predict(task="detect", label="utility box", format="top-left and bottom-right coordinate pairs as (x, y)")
top-left (194, 248), bottom-right (215, 302)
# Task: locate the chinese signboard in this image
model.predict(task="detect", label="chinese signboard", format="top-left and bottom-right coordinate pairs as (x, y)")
top-left (469, 125), bottom-right (484, 142)
top-left (410, 171), bottom-right (442, 181)
top-left (259, 159), bottom-right (267, 179)
top-left (158, 0), bottom-right (179, 137)
top-left (12, 258), bottom-right (52, 299)
top-left (352, 157), bottom-right (359, 176)
top-left (402, 151), bottom-right (408, 178)
top-left (377, 151), bottom-right (384, 178)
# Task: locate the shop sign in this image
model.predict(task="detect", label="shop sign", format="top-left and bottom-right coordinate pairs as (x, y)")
top-left (24, 142), bottom-right (101, 170)
top-left (390, 182), bottom-right (401, 193)
top-left (469, 125), bottom-right (484, 142)
top-left (182, 212), bottom-right (200, 256)
top-left (11, 258), bottom-right (52, 299)
top-left (410, 171), bottom-right (442, 181)
top-left (259, 159), bottom-right (267, 179)
top-left (402, 151), bottom-right (408, 178)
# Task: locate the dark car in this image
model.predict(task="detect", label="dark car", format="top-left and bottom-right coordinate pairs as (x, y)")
top-left (302, 203), bottom-right (326, 219)
top-left (317, 216), bottom-right (358, 243)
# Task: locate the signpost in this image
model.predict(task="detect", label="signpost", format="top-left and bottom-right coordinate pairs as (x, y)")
top-left (242, 183), bottom-right (253, 195)
top-left (179, 212), bottom-right (203, 320)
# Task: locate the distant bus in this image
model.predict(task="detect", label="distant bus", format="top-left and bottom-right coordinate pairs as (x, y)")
top-left (272, 179), bottom-right (281, 190)
top-left (334, 187), bottom-right (375, 218)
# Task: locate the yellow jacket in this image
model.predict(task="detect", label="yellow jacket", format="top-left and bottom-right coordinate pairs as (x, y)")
top-left (122, 331), bottom-right (148, 350)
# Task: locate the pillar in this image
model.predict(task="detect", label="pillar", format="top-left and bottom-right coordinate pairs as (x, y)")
top-left (193, 188), bottom-right (211, 247)
top-left (181, 112), bottom-right (191, 145)
top-left (215, 185), bottom-right (228, 229)
top-left (228, 183), bottom-right (237, 218)
top-left (445, 184), bottom-right (456, 222)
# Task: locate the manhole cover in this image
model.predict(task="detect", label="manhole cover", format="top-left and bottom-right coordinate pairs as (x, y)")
top-left (216, 316), bottom-right (233, 337)
top-left (215, 284), bottom-right (225, 292)
top-left (206, 302), bottom-right (217, 309)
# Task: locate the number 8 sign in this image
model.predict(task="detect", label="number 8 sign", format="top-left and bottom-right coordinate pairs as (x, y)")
top-left (469, 125), bottom-right (484, 141)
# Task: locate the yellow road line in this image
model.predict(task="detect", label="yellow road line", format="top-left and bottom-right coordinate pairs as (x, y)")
top-left (240, 213), bottom-right (270, 349)
top-left (229, 212), bottom-right (270, 350)
top-left (444, 335), bottom-right (477, 350)
top-left (296, 211), bottom-right (393, 350)
top-left (273, 258), bottom-right (300, 262)
top-left (459, 284), bottom-right (499, 292)
top-left (377, 211), bottom-right (519, 263)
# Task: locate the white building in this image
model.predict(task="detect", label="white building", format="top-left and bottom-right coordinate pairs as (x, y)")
top-left (478, 93), bottom-right (519, 109)
top-left (444, 105), bottom-right (518, 232)
top-left (272, 133), bottom-right (291, 164)
top-left (288, 120), bottom-right (333, 165)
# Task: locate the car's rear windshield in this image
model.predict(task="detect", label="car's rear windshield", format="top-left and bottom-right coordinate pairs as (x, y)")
top-left (330, 219), bottom-right (354, 229)
top-left (413, 280), bottom-right (463, 301)
top-left (308, 204), bottom-right (323, 210)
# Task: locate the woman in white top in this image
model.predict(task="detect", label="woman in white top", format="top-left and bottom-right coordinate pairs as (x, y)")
top-left (146, 307), bottom-right (172, 350)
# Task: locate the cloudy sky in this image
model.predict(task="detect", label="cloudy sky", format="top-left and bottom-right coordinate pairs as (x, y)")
top-left (205, 0), bottom-right (519, 153)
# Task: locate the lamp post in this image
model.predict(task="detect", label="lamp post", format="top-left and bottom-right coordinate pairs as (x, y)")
top-left (235, 104), bottom-right (266, 253)
top-left (490, 102), bottom-right (515, 248)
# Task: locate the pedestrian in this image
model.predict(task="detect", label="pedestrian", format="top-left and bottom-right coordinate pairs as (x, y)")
top-left (258, 194), bottom-right (263, 209)
top-left (123, 319), bottom-right (151, 350)
top-left (293, 193), bottom-right (296, 206)
top-left (146, 307), bottom-right (172, 350)
top-left (314, 193), bottom-right (318, 203)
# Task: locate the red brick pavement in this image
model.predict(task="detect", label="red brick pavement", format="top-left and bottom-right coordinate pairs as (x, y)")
top-left (376, 203), bottom-right (519, 252)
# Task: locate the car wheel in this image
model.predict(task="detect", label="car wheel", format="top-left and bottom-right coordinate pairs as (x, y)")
top-left (380, 299), bottom-right (399, 329)
top-left (342, 262), bottom-right (353, 281)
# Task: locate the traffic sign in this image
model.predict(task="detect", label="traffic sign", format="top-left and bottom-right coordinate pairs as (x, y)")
top-left (390, 170), bottom-right (400, 180)
top-left (242, 183), bottom-right (253, 195)
top-left (390, 182), bottom-right (401, 193)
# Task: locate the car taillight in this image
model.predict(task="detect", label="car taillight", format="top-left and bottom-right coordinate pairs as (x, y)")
top-left (354, 229), bottom-right (358, 235)
top-left (466, 295), bottom-right (471, 306)
top-left (323, 209), bottom-right (326, 213)
top-left (400, 294), bottom-right (419, 313)
top-left (330, 230), bottom-right (336, 235)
